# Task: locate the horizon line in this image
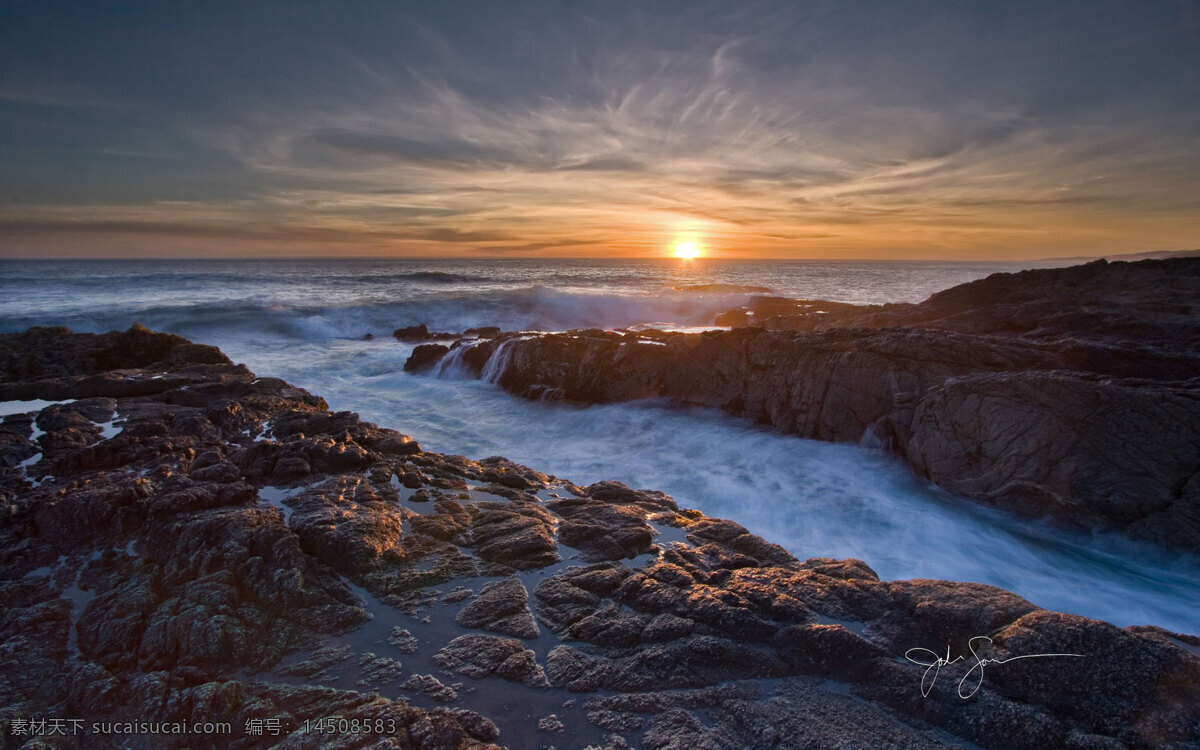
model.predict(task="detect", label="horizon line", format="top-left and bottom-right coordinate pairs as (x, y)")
top-left (1, 248), bottom-right (1196, 263)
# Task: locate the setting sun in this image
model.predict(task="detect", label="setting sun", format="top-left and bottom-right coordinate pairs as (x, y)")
top-left (672, 241), bottom-right (701, 259)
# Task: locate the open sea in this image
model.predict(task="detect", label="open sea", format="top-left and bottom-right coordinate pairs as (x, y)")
top-left (2, 257), bottom-right (1197, 634)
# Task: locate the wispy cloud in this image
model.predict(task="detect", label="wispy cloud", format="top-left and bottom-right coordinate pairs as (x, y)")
top-left (1, 1), bottom-right (1197, 258)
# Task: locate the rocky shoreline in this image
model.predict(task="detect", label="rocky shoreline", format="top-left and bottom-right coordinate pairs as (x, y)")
top-left (1, 324), bottom-right (1198, 748)
top-left (405, 258), bottom-right (1200, 555)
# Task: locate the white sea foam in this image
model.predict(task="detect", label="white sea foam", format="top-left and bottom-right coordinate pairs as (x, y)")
top-left (220, 335), bottom-right (1200, 635)
top-left (431, 344), bottom-right (475, 379)
top-left (480, 338), bottom-right (527, 383)
top-left (2, 257), bottom-right (1192, 634)
top-left (0, 257), bottom-right (1053, 342)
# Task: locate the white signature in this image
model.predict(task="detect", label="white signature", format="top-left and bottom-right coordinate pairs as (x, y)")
top-left (905, 636), bottom-right (1084, 699)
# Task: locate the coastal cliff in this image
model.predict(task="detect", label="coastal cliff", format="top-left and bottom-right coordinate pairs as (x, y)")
top-left (2, 325), bottom-right (1198, 748)
top-left (407, 258), bottom-right (1200, 553)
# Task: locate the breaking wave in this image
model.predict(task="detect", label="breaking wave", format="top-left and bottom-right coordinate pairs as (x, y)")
top-left (10, 258), bottom-right (1193, 633)
top-left (0, 285), bottom-right (747, 342)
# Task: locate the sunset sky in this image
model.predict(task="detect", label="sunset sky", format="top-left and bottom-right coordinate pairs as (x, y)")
top-left (1, 1), bottom-right (1197, 260)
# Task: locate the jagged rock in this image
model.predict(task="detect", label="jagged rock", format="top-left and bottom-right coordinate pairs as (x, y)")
top-left (187, 460), bottom-right (241, 483)
top-left (640, 613), bottom-right (696, 642)
top-left (479, 455), bottom-right (552, 490)
top-left (636, 678), bottom-right (955, 749)
top-left (567, 603), bottom-right (650, 647)
top-left (405, 343), bottom-right (451, 372)
top-left (549, 497), bottom-right (654, 561)
top-left (455, 500), bottom-right (559, 569)
top-left (900, 371), bottom-right (1200, 550)
top-left (464, 326), bottom-right (502, 339)
top-left (685, 518), bottom-right (798, 567)
top-left (389, 627), bottom-right (420, 653)
top-left (393, 324), bottom-right (458, 342)
top-left (985, 611), bottom-right (1200, 739)
top-left (584, 482), bottom-right (679, 515)
top-left (402, 673), bottom-right (461, 702)
top-left (587, 709), bottom-right (644, 732)
top-left (546, 636), bottom-right (782, 693)
top-left (356, 652), bottom-right (405, 687)
top-left (582, 681), bottom-right (761, 714)
top-left (393, 324), bottom-right (432, 341)
top-left (534, 573), bottom-right (605, 632)
top-left (433, 634), bottom-right (551, 687)
top-left (286, 476), bottom-right (409, 574)
top-left (0, 324), bottom-right (230, 384)
top-left (713, 309), bottom-right (750, 327)
top-left (445, 259), bottom-right (1200, 553)
top-left (280, 646), bottom-right (352, 679)
top-left (442, 586), bottom-right (474, 603)
top-left (456, 576), bottom-right (540, 639)
top-left (2, 325), bottom-right (1198, 749)
top-left (734, 257), bottom-right (1200, 351)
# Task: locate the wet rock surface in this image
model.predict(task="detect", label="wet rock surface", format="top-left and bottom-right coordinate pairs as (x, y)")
top-left (407, 258), bottom-right (1200, 554)
top-left (1, 324), bottom-right (1197, 749)
top-left (455, 577), bottom-right (539, 639)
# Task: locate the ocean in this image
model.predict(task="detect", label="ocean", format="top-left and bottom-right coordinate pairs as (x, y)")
top-left (2, 257), bottom-right (1196, 634)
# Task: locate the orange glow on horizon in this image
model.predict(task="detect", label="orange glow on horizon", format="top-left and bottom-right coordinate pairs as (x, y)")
top-left (672, 241), bottom-right (702, 259)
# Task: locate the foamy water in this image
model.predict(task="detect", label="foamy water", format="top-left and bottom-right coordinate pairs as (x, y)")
top-left (2, 258), bottom-right (1196, 634)
top-left (0, 257), bottom-right (1043, 336)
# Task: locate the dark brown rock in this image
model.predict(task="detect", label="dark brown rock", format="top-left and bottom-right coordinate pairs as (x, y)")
top-left (393, 323), bottom-right (458, 342)
top-left (3, 324), bottom-right (1197, 750)
top-left (405, 343), bottom-right (450, 372)
top-left (443, 259), bottom-right (1200, 553)
top-left (533, 573), bottom-right (604, 633)
top-left (393, 324), bottom-right (432, 341)
top-left (456, 576), bottom-right (540, 639)
top-left (287, 476), bottom-right (408, 573)
top-left (455, 500), bottom-right (559, 569)
top-left (713, 309), bottom-right (750, 327)
top-left (433, 634), bottom-right (550, 687)
top-left (0, 323), bottom-right (231, 384)
top-left (464, 326), bottom-right (502, 339)
top-left (549, 497), bottom-right (654, 561)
